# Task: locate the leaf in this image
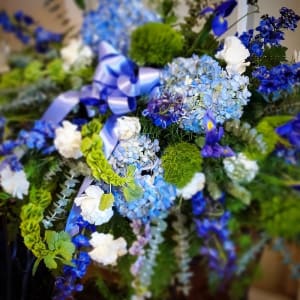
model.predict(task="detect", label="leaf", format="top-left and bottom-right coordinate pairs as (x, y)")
top-left (45, 230), bottom-right (57, 251)
top-left (260, 46), bottom-right (287, 68)
top-left (99, 193), bottom-right (114, 211)
top-left (74, 0), bottom-right (85, 10)
top-left (123, 183), bottom-right (144, 202)
top-left (44, 255), bottom-right (57, 269)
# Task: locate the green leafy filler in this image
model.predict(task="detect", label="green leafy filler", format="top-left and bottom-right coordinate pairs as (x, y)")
top-left (20, 187), bottom-right (75, 274)
top-left (81, 119), bottom-right (143, 202)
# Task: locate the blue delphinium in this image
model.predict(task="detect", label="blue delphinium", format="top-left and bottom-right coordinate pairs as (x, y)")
top-left (157, 55), bottom-right (250, 133)
top-left (0, 10), bottom-right (61, 51)
top-left (201, 0), bottom-right (237, 36)
top-left (252, 63), bottom-right (300, 100)
top-left (275, 113), bottom-right (300, 165)
top-left (191, 192), bottom-right (206, 216)
top-left (18, 120), bottom-right (56, 154)
top-left (238, 7), bottom-right (300, 58)
top-left (81, 0), bottom-right (160, 54)
top-left (195, 211), bottom-right (236, 280)
top-left (201, 111), bottom-right (235, 158)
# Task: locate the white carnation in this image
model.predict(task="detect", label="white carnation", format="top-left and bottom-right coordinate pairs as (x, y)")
top-left (0, 166), bottom-right (29, 199)
top-left (75, 185), bottom-right (113, 226)
top-left (177, 172), bottom-right (206, 200)
top-left (115, 116), bottom-right (141, 140)
top-left (223, 153), bottom-right (259, 183)
top-left (60, 38), bottom-right (93, 71)
top-left (215, 36), bottom-right (250, 75)
top-left (54, 121), bottom-right (82, 159)
top-left (89, 232), bottom-right (127, 266)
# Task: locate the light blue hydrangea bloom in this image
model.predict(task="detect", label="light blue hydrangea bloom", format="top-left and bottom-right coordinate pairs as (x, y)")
top-left (159, 55), bottom-right (251, 133)
top-left (110, 135), bottom-right (176, 222)
top-left (81, 0), bottom-right (160, 54)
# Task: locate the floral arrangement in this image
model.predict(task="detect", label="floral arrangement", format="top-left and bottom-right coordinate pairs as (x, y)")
top-left (0, 0), bottom-right (300, 299)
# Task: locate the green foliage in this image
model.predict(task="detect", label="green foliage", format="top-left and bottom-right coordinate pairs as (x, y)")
top-left (150, 239), bottom-right (178, 299)
top-left (129, 22), bottom-right (184, 67)
top-left (24, 61), bottom-right (44, 83)
top-left (20, 187), bottom-right (74, 273)
top-left (74, 0), bottom-right (85, 9)
top-left (162, 142), bottom-right (202, 188)
top-left (46, 59), bottom-right (67, 84)
top-left (0, 69), bottom-right (23, 88)
top-left (257, 46), bottom-right (287, 69)
top-left (99, 193), bottom-right (114, 210)
top-left (256, 115), bottom-right (292, 155)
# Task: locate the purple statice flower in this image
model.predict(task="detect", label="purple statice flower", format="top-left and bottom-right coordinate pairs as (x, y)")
top-left (195, 211), bottom-right (236, 280)
top-left (142, 92), bottom-right (184, 128)
top-left (253, 63), bottom-right (300, 101)
top-left (201, 111), bottom-right (234, 158)
top-left (201, 0), bottom-right (237, 36)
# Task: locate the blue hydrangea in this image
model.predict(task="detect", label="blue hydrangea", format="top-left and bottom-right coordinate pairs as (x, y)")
top-left (157, 55), bottom-right (250, 133)
top-left (81, 0), bottom-right (160, 54)
top-left (110, 135), bottom-right (176, 222)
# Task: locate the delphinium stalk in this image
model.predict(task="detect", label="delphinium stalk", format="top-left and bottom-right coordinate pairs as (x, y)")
top-left (171, 207), bottom-right (192, 296)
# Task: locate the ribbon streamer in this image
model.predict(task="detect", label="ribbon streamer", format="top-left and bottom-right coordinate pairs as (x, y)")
top-left (40, 41), bottom-right (160, 237)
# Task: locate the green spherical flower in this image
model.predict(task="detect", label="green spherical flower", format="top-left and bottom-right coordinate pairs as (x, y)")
top-left (161, 142), bottom-right (202, 188)
top-left (129, 22), bottom-right (184, 67)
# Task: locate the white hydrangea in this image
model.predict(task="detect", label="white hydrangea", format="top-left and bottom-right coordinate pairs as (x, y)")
top-left (223, 153), bottom-right (259, 183)
top-left (177, 172), bottom-right (206, 200)
top-left (54, 121), bottom-right (82, 159)
top-left (115, 116), bottom-right (141, 140)
top-left (0, 166), bottom-right (29, 199)
top-left (60, 38), bottom-right (93, 71)
top-left (74, 185), bottom-right (113, 226)
top-left (89, 232), bottom-right (127, 266)
top-left (215, 36), bottom-right (250, 75)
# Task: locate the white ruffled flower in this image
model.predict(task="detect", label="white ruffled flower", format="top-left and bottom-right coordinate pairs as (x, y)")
top-left (115, 116), bottom-right (141, 140)
top-left (215, 36), bottom-right (250, 75)
top-left (54, 121), bottom-right (82, 159)
top-left (177, 172), bottom-right (206, 200)
top-left (294, 50), bottom-right (300, 63)
top-left (74, 185), bottom-right (113, 226)
top-left (60, 38), bottom-right (93, 71)
top-left (89, 232), bottom-right (127, 266)
top-left (0, 166), bottom-right (29, 199)
top-left (223, 153), bottom-right (259, 183)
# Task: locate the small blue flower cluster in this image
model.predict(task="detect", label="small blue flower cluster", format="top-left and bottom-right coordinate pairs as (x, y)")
top-left (252, 63), bottom-right (300, 100)
top-left (81, 0), bottom-right (160, 54)
top-left (195, 211), bottom-right (236, 280)
top-left (53, 217), bottom-right (95, 300)
top-left (18, 120), bottom-right (56, 154)
top-left (110, 135), bottom-right (160, 177)
top-left (114, 174), bottom-right (176, 223)
top-left (159, 55), bottom-right (250, 133)
top-left (0, 10), bottom-right (61, 53)
top-left (111, 135), bottom-right (176, 222)
top-left (239, 7), bottom-right (300, 57)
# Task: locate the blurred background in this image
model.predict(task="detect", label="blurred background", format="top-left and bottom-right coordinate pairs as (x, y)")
top-left (0, 0), bottom-right (300, 299)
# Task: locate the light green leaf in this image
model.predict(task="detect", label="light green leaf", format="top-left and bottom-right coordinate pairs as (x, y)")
top-left (44, 255), bottom-right (57, 269)
top-left (99, 193), bottom-right (114, 211)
